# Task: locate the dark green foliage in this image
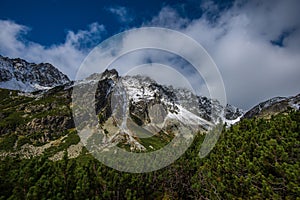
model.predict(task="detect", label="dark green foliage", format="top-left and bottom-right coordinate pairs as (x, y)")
top-left (44, 130), bottom-right (80, 156)
top-left (0, 110), bottom-right (299, 199)
top-left (0, 88), bottom-right (73, 148)
top-left (0, 89), bottom-right (32, 135)
top-left (129, 113), bottom-right (144, 126)
top-left (138, 130), bottom-right (174, 151)
top-left (97, 113), bottom-right (105, 124)
top-left (192, 110), bottom-right (300, 199)
top-left (0, 133), bottom-right (17, 151)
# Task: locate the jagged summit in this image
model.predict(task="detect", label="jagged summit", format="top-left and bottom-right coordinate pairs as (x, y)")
top-left (74, 68), bottom-right (244, 151)
top-left (86, 68), bottom-right (119, 81)
top-left (81, 68), bottom-right (243, 124)
top-left (0, 55), bottom-right (70, 92)
top-left (102, 68), bottom-right (118, 79)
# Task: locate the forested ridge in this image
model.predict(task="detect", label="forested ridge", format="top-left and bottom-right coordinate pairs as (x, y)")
top-left (0, 110), bottom-right (299, 199)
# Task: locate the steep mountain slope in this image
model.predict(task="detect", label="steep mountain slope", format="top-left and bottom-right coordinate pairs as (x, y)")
top-left (0, 55), bottom-right (70, 92)
top-left (0, 98), bottom-right (299, 199)
top-left (73, 69), bottom-right (243, 152)
top-left (0, 86), bottom-right (76, 158)
top-left (243, 94), bottom-right (300, 119)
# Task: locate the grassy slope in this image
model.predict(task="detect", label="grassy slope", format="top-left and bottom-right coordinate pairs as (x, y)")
top-left (0, 87), bottom-right (299, 199)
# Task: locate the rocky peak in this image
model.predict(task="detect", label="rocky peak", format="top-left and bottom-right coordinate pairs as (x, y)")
top-left (85, 69), bottom-right (119, 82)
top-left (101, 69), bottom-right (118, 80)
top-left (88, 70), bottom-right (243, 128)
top-left (0, 55), bottom-right (70, 92)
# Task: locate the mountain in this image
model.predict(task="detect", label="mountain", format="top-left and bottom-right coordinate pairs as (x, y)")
top-left (0, 55), bottom-right (70, 92)
top-left (0, 60), bottom-right (299, 199)
top-left (243, 94), bottom-right (300, 119)
top-left (1, 54), bottom-right (298, 154)
top-left (0, 64), bottom-right (242, 155)
top-left (73, 69), bottom-right (243, 151)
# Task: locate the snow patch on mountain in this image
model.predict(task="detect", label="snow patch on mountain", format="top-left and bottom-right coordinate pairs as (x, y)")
top-left (167, 105), bottom-right (213, 129)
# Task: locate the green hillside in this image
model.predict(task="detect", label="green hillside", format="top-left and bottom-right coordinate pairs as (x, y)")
top-left (0, 87), bottom-right (299, 199)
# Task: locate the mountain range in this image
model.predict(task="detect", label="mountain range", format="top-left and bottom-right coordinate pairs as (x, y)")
top-left (0, 55), bottom-right (299, 155)
top-left (0, 55), bottom-right (299, 199)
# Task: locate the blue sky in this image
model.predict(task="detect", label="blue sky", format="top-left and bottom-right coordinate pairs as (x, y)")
top-left (0, 0), bottom-right (299, 109)
top-left (0, 0), bottom-right (233, 46)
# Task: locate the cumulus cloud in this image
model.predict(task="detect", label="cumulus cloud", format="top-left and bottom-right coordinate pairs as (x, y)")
top-left (0, 20), bottom-right (105, 79)
top-left (107, 6), bottom-right (133, 23)
top-left (0, 20), bottom-right (29, 58)
top-left (146, 0), bottom-right (300, 109)
top-left (148, 7), bottom-right (189, 30)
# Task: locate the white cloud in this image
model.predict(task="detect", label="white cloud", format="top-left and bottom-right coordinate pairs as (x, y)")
top-left (0, 20), bottom-right (29, 57)
top-left (0, 20), bottom-right (105, 79)
top-left (148, 7), bottom-right (189, 29)
top-left (125, 63), bottom-right (194, 91)
top-left (146, 0), bottom-right (300, 109)
top-left (106, 49), bottom-right (209, 97)
top-left (107, 6), bottom-right (133, 23)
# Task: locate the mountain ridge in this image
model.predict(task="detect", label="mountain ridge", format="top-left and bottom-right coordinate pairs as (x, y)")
top-left (243, 94), bottom-right (300, 119)
top-left (1, 55), bottom-right (299, 123)
top-left (0, 55), bottom-right (298, 122)
top-left (0, 55), bottom-right (70, 92)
